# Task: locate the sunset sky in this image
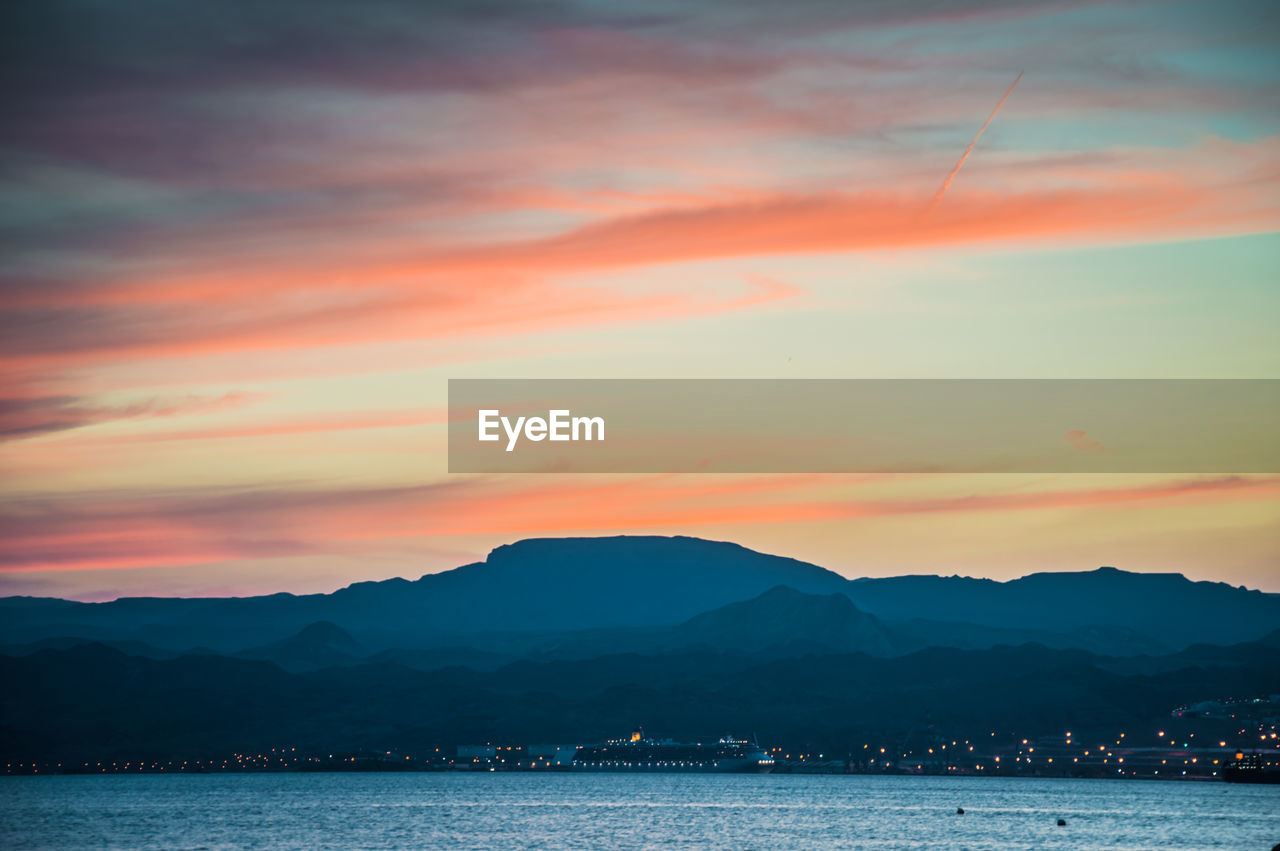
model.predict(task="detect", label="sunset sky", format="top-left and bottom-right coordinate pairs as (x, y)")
top-left (2, 0), bottom-right (1278, 600)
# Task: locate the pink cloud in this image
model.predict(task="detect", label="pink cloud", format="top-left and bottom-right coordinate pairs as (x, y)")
top-left (1064, 429), bottom-right (1107, 452)
top-left (3, 474), bottom-right (1275, 576)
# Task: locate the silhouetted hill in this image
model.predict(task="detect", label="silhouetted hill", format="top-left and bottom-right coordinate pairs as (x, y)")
top-left (1095, 638), bottom-right (1280, 676)
top-left (427, 536), bottom-right (853, 632)
top-left (889, 619), bottom-right (1173, 657)
top-left (669, 586), bottom-right (899, 656)
top-left (237, 621), bottom-right (366, 672)
top-left (0, 636), bottom-right (178, 660)
top-left (370, 645), bottom-right (516, 672)
top-left (360, 592), bottom-right (1179, 665)
top-left (0, 536), bottom-right (851, 650)
top-left (1, 537), bottom-right (1277, 656)
top-left (845, 566), bottom-right (1280, 648)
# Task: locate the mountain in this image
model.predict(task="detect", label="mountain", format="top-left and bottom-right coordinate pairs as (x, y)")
top-left (0, 536), bottom-right (851, 650)
top-left (845, 566), bottom-right (1280, 649)
top-left (669, 586), bottom-right (899, 656)
top-left (888, 619), bottom-right (1173, 658)
top-left (1, 537), bottom-right (1277, 656)
top-left (6, 535), bottom-right (1277, 766)
top-left (658, 587), bottom-right (1171, 659)
top-left (426, 536), bottom-right (853, 632)
top-left (237, 621), bottom-right (366, 672)
top-left (0, 636), bottom-right (180, 660)
top-left (486, 587), bottom-right (901, 661)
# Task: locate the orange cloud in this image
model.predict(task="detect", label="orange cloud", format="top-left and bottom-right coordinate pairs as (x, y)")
top-left (7, 164), bottom-right (1274, 390)
top-left (17, 177), bottom-right (1235, 311)
top-left (4, 474), bottom-right (1275, 575)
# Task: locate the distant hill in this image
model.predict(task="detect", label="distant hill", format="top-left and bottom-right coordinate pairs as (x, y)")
top-left (237, 621), bottom-right (365, 672)
top-left (845, 566), bottom-right (1280, 648)
top-left (889, 619), bottom-right (1174, 658)
top-left (661, 587), bottom-right (1175, 659)
top-left (0, 636), bottom-right (179, 660)
top-left (1, 536), bottom-right (1277, 656)
top-left (668, 586), bottom-right (899, 656)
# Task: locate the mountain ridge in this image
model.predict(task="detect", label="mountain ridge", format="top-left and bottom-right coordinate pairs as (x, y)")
top-left (2, 535), bottom-right (1277, 655)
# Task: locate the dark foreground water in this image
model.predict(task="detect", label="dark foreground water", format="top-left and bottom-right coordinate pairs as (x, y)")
top-left (2, 773), bottom-right (1278, 850)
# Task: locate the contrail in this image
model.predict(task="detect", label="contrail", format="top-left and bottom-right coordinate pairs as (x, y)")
top-left (929, 72), bottom-right (1022, 209)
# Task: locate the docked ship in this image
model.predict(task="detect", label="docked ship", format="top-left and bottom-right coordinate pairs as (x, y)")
top-left (571, 728), bottom-right (774, 773)
top-left (1224, 752), bottom-right (1280, 784)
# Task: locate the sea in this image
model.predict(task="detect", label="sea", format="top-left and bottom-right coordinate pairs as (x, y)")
top-left (2, 773), bottom-right (1277, 850)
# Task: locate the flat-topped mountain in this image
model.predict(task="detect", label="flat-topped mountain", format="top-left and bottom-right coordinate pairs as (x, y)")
top-left (0, 536), bottom-right (850, 649)
top-left (405, 535), bottom-right (852, 631)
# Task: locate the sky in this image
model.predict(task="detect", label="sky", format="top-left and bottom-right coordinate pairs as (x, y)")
top-left (1, 0), bottom-right (1277, 600)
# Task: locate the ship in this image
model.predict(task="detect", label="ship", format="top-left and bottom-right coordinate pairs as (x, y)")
top-left (1223, 752), bottom-right (1280, 784)
top-left (571, 728), bottom-right (774, 773)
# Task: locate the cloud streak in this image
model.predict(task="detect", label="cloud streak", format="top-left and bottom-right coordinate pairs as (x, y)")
top-left (0, 392), bottom-right (261, 440)
top-left (3, 474), bottom-right (1275, 578)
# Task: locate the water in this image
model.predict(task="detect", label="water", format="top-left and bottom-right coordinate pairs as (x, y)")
top-left (2, 773), bottom-right (1277, 850)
